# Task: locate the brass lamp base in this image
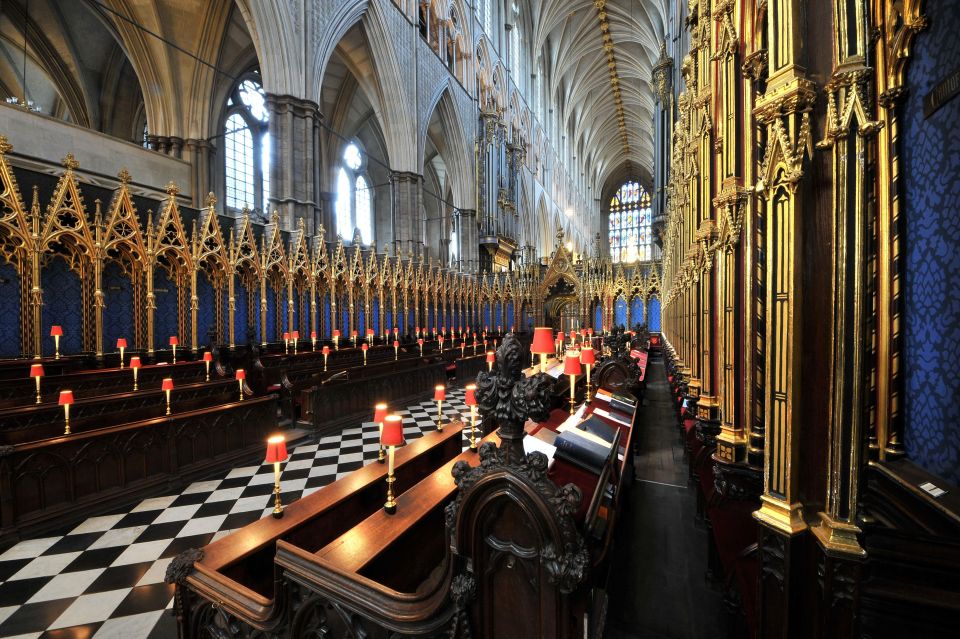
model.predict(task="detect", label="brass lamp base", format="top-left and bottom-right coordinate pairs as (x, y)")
top-left (378, 446), bottom-right (385, 463)
top-left (383, 475), bottom-right (397, 514)
top-left (272, 483), bottom-right (283, 518)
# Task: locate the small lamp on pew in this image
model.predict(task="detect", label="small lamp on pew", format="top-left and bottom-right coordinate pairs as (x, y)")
top-left (473, 339), bottom-right (478, 355)
top-left (283, 331), bottom-right (290, 354)
top-left (367, 328), bottom-right (375, 346)
top-left (374, 402), bottom-right (388, 463)
top-left (116, 338), bottom-right (127, 368)
top-left (465, 383), bottom-right (478, 451)
top-left (50, 325), bottom-right (63, 359)
top-left (169, 335), bottom-right (179, 363)
top-left (30, 364), bottom-right (44, 404)
top-left (202, 351), bottom-right (213, 381)
top-left (265, 434), bottom-right (288, 518)
top-left (486, 351), bottom-right (495, 372)
top-left (460, 340), bottom-right (466, 358)
top-left (417, 338), bottom-right (424, 357)
top-left (59, 390), bottom-right (73, 434)
top-left (310, 330), bottom-right (317, 351)
top-left (531, 327), bottom-right (555, 374)
top-left (351, 329), bottom-right (358, 348)
top-left (361, 342), bottom-right (369, 366)
top-left (235, 369), bottom-right (246, 401)
top-left (381, 415), bottom-right (406, 515)
top-left (393, 340), bottom-right (400, 361)
top-left (434, 385), bottom-right (446, 431)
top-left (555, 331), bottom-right (564, 357)
top-left (130, 356), bottom-right (141, 391)
top-left (438, 334), bottom-right (445, 352)
top-left (162, 377), bottom-right (174, 415)
top-left (292, 331), bottom-right (299, 354)
top-left (564, 351), bottom-right (582, 414)
top-left (332, 329), bottom-right (340, 350)
top-left (322, 345), bottom-right (330, 371)
top-left (580, 346), bottom-right (596, 402)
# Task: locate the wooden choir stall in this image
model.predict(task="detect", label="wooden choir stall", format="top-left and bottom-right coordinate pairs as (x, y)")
top-left (167, 333), bottom-right (638, 638)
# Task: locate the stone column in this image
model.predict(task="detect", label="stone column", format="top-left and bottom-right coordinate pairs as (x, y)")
top-left (459, 209), bottom-right (478, 273)
top-left (390, 172), bottom-right (424, 257)
top-left (266, 94), bottom-right (323, 232)
top-left (183, 139), bottom-right (212, 208)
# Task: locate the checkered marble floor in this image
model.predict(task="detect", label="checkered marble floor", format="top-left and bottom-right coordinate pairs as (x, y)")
top-left (0, 388), bottom-right (474, 639)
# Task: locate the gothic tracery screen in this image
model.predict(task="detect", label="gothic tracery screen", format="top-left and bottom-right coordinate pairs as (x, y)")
top-left (608, 181), bottom-right (652, 263)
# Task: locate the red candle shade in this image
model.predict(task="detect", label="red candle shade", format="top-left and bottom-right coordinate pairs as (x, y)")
top-left (374, 403), bottom-right (389, 424)
top-left (393, 340), bottom-right (400, 348)
top-left (465, 384), bottom-right (477, 406)
top-left (322, 346), bottom-right (330, 355)
top-left (333, 329), bottom-right (341, 338)
top-left (116, 338), bottom-right (127, 349)
top-left (564, 353), bottom-right (582, 376)
top-left (531, 327), bottom-right (554, 354)
top-left (367, 329), bottom-right (374, 336)
top-left (235, 369), bottom-right (246, 380)
top-left (580, 347), bottom-right (596, 365)
top-left (393, 327), bottom-right (399, 334)
top-left (588, 328), bottom-right (594, 336)
top-left (162, 378), bottom-right (174, 391)
top-left (58, 389), bottom-right (74, 405)
top-left (50, 325), bottom-right (63, 337)
top-left (418, 338), bottom-right (424, 346)
top-left (486, 351), bottom-right (495, 364)
top-left (434, 385), bottom-right (446, 402)
top-left (362, 343), bottom-right (369, 351)
top-left (203, 351), bottom-right (213, 362)
top-left (381, 415), bottom-right (405, 447)
top-left (310, 330), bottom-right (317, 339)
top-left (130, 357), bottom-right (141, 368)
top-left (292, 331), bottom-right (299, 340)
top-left (169, 336), bottom-right (178, 346)
top-left (30, 364), bottom-right (44, 378)
top-left (351, 330), bottom-right (358, 337)
top-left (283, 332), bottom-right (290, 341)
top-left (556, 331), bottom-right (565, 344)
top-left (265, 434), bottom-right (288, 464)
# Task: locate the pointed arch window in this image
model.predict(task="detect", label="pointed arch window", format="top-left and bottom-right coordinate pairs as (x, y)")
top-left (608, 181), bottom-right (653, 263)
top-left (336, 142), bottom-right (374, 245)
top-left (223, 75), bottom-right (270, 212)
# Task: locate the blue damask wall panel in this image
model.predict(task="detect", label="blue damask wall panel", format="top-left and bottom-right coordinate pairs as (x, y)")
top-left (153, 270), bottom-right (178, 349)
top-left (594, 306), bottom-right (603, 332)
top-left (631, 298), bottom-right (644, 328)
top-left (324, 296), bottom-right (331, 339)
top-left (483, 304), bottom-right (491, 330)
top-left (507, 302), bottom-right (514, 331)
top-left (266, 284), bottom-right (277, 340)
top-left (196, 275), bottom-right (215, 348)
top-left (103, 263), bottom-right (132, 351)
top-left (0, 262), bottom-right (20, 357)
top-left (494, 303), bottom-right (503, 330)
top-left (649, 298), bottom-right (661, 331)
top-left (372, 299), bottom-right (380, 335)
top-left (358, 309), bottom-right (366, 335)
top-left (902, 0), bottom-right (960, 484)
top-left (43, 257), bottom-right (83, 355)
top-left (614, 297), bottom-right (627, 329)
top-left (237, 285), bottom-right (251, 344)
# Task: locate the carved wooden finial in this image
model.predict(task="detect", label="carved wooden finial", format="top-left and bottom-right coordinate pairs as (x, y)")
top-left (62, 154), bottom-right (79, 170)
top-left (165, 181), bottom-right (180, 196)
top-left (297, 216), bottom-right (305, 231)
top-left (0, 136), bottom-right (11, 154)
top-left (29, 185), bottom-right (40, 218)
top-left (117, 168), bottom-right (132, 185)
top-left (205, 192), bottom-right (216, 208)
top-left (271, 210), bottom-right (280, 225)
top-left (241, 207), bottom-right (250, 222)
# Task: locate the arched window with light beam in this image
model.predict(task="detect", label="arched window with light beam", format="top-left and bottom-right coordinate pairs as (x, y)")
top-left (223, 74), bottom-right (270, 214)
top-left (335, 142), bottom-right (374, 245)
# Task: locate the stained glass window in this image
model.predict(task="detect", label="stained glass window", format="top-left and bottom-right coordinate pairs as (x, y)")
top-left (608, 181), bottom-right (653, 263)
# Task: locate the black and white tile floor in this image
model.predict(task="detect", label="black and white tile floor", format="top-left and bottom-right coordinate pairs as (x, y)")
top-left (0, 388), bottom-right (474, 639)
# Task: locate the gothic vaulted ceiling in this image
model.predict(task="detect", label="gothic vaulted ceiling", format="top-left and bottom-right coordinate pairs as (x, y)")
top-left (529, 0), bottom-right (668, 193)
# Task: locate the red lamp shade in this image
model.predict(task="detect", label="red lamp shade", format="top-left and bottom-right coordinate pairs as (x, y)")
top-left (361, 343), bottom-right (369, 351)
top-left (580, 347), bottom-right (596, 365)
top-left (203, 351), bottom-right (213, 362)
top-left (116, 338), bottom-right (127, 349)
top-left (351, 330), bottom-right (359, 337)
top-left (58, 389), bottom-right (74, 405)
top-left (464, 384), bottom-right (477, 406)
top-left (563, 352), bottom-right (582, 376)
top-left (30, 364), bottom-right (44, 378)
top-left (556, 331), bottom-right (565, 343)
top-left (393, 327), bottom-right (399, 334)
top-left (283, 332), bottom-right (290, 340)
top-left (434, 385), bottom-right (446, 402)
top-left (580, 329), bottom-right (587, 337)
top-left (130, 356), bottom-right (142, 369)
top-left (588, 328), bottom-right (594, 336)
top-left (333, 329), bottom-right (341, 338)
top-left (311, 330), bottom-right (317, 339)
top-left (393, 340), bottom-right (400, 348)
top-left (531, 327), bottom-right (555, 353)
top-left (235, 369), bottom-right (246, 380)
top-left (161, 377), bottom-right (174, 391)
top-left (322, 346), bottom-right (330, 355)
top-left (50, 325), bottom-right (63, 337)
top-left (373, 403), bottom-right (388, 424)
top-left (418, 338), bottom-right (424, 346)
top-left (169, 336), bottom-right (178, 346)
top-left (265, 435), bottom-right (288, 464)
top-left (381, 415), bottom-right (405, 447)
top-left (486, 351), bottom-right (495, 363)
top-left (292, 331), bottom-right (299, 339)
top-left (367, 329), bottom-right (374, 336)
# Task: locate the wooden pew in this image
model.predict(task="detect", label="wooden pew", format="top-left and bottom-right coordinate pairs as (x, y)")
top-left (0, 394), bottom-right (279, 548)
top-left (0, 378), bottom-right (240, 445)
top-left (0, 360), bottom-right (209, 408)
top-left (176, 424), bottom-right (466, 622)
